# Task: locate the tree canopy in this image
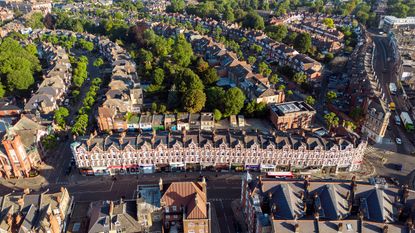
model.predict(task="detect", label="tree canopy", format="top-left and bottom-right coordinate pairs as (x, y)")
top-left (0, 38), bottom-right (41, 93)
top-left (221, 87), bottom-right (246, 117)
top-left (294, 33), bottom-right (312, 54)
top-left (242, 11), bottom-right (265, 30)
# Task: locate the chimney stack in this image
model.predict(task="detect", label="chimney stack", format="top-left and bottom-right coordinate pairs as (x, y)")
top-left (294, 223), bottom-right (300, 233)
top-left (159, 178), bottom-right (163, 192)
top-left (201, 176), bottom-right (207, 194)
top-left (337, 223), bottom-right (343, 232)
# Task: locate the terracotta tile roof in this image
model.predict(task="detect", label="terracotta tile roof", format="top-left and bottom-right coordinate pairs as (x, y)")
top-left (161, 182), bottom-right (208, 219)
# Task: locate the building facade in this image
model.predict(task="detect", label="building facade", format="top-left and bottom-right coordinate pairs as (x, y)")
top-left (269, 101), bottom-right (316, 131)
top-left (70, 129), bottom-right (366, 176)
top-left (361, 99), bottom-right (391, 143)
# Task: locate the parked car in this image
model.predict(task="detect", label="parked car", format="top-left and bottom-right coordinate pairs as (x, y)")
top-left (396, 138), bottom-right (402, 145)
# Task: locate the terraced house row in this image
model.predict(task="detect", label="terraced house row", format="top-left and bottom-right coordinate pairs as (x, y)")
top-left (70, 129), bottom-right (366, 176)
top-left (24, 43), bottom-right (72, 115)
top-left (161, 13), bottom-right (322, 80)
top-left (151, 22), bottom-right (286, 105)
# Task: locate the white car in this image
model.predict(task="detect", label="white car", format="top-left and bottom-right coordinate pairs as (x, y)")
top-left (396, 138), bottom-right (402, 145)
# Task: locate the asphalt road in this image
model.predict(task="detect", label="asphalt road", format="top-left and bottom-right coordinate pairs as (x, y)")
top-left (0, 170), bottom-right (245, 233)
top-left (371, 33), bottom-right (415, 154)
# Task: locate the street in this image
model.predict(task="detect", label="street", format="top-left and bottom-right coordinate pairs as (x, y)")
top-left (371, 32), bottom-right (415, 154)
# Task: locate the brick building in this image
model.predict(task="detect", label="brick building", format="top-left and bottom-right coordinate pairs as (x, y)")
top-left (361, 98), bottom-right (391, 143)
top-left (269, 101), bottom-right (316, 131)
top-left (160, 180), bottom-right (211, 233)
top-left (70, 129), bottom-right (366, 176)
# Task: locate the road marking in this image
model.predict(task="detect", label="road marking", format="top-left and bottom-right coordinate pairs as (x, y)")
top-left (220, 200), bottom-right (231, 233)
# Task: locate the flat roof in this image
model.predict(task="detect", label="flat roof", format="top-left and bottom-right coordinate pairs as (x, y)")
top-left (270, 101), bottom-right (315, 116)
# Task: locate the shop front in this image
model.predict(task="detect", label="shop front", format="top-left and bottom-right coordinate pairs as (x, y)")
top-left (260, 164), bottom-right (276, 172)
top-left (79, 168), bottom-right (94, 176)
top-left (92, 166), bottom-right (109, 176)
top-left (231, 163), bottom-right (244, 172)
top-left (185, 163), bottom-right (201, 172)
top-left (108, 166), bottom-right (127, 175)
top-left (125, 165), bottom-right (140, 174)
top-left (245, 164), bottom-right (260, 171)
top-left (201, 162), bottom-right (215, 171)
top-left (169, 162), bottom-right (185, 172)
top-left (215, 163), bottom-right (229, 171)
top-left (139, 164), bottom-right (155, 174)
top-left (156, 163), bottom-right (170, 172)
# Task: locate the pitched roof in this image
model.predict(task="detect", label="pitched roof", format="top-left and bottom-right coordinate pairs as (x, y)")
top-left (161, 182), bottom-right (208, 219)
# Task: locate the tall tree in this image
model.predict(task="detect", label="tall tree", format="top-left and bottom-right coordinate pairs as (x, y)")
top-left (242, 11), bottom-right (265, 30)
top-left (294, 33), bottom-right (312, 53)
top-left (222, 87), bottom-right (246, 117)
top-left (183, 89), bottom-right (206, 113)
top-left (324, 112), bottom-right (339, 131)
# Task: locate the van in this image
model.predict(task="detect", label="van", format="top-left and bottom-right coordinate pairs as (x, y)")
top-left (394, 115), bottom-right (401, 125)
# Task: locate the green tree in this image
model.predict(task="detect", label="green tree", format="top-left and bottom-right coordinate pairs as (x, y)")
top-left (201, 67), bottom-right (219, 86)
top-left (54, 107), bottom-right (69, 128)
top-left (248, 56), bottom-right (257, 65)
top-left (183, 89), bottom-right (206, 113)
top-left (196, 57), bottom-right (209, 74)
top-left (78, 39), bottom-right (94, 51)
top-left (167, 0), bottom-right (186, 12)
top-left (265, 24), bottom-right (288, 42)
top-left (71, 114), bottom-right (89, 135)
top-left (222, 87), bottom-right (246, 117)
top-left (26, 12), bottom-right (44, 29)
top-left (242, 11), bottom-right (265, 30)
top-left (0, 83), bottom-right (5, 98)
top-left (269, 74), bottom-right (279, 84)
top-left (0, 38), bottom-right (40, 92)
top-left (286, 90), bottom-right (294, 96)
top-left (294, 33), bottom-right (312, 53)
top-left (93, 58), bottom-right (104, 67)
top-left (293, 72), bottom-right (307, 85)
top-left (258, 62), bottom-right (271, 77)
top-left (277, 85), bottom-right (286, 91)
top-left (213, 109), bottom-right (222, 121)
top-left (206, 86), bottom-right (225, 111)
top-left (177, 68), bottom-right (204, 94)
top-left (344, 120), bottom-right (356, 131)
top-left (322, 18), bottom-right (335, 28)
top-left (153, 68), bottom-right (165, 86)
top-left (326, 91), bottom-right (337, 102)
top-left (250, 44), bottom-right (263, 53)
top-left (305, 96), bottom-right (316, 106)
top-left (324, 112), bottom-right (339, 131)
top-left (7, 69), bottom-right (34, 91)
top-left (151, 102), bottom-right (158, 113)
top-left (172, 34), bottom-right (193, 67)
top-left (158, 104), bottom-right (167, 114)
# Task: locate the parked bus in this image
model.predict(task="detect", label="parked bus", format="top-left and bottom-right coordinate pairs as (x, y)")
top-left (266, 171), bottom-right (294, 178)
top-left (400, 112), bottom-right (414, 132)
